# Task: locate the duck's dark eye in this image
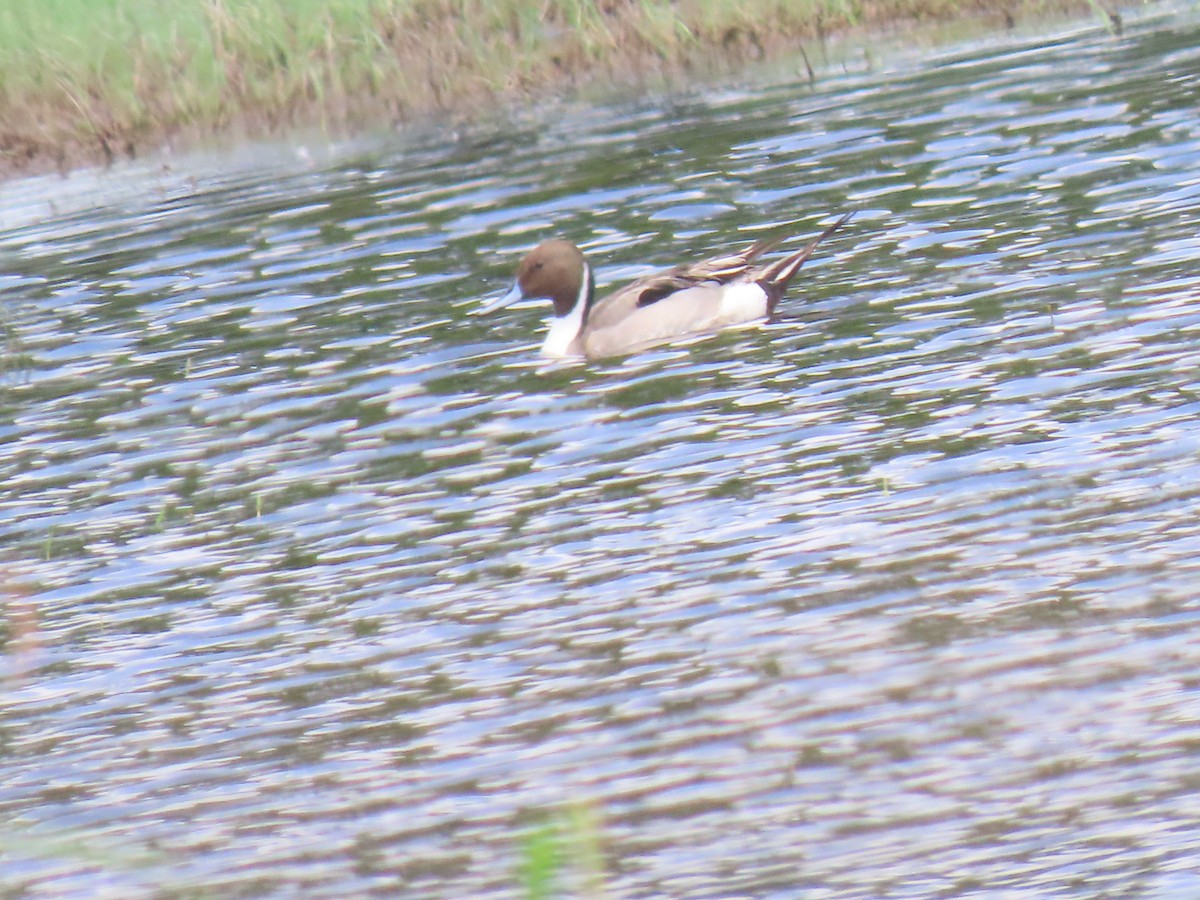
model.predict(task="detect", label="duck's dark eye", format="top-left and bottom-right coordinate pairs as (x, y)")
top-left (533, 262), bottom-right (544, 270)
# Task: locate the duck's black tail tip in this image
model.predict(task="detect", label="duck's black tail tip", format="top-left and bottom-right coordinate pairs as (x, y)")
top-left (760, 210), bottom-right (855, 313)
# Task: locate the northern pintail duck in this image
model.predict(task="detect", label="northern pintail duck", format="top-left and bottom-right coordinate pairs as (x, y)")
top-left (482, 211), bottom-right (853, 359)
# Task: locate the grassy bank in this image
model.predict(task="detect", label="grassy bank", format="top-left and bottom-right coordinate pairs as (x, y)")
top-left (1, 0), bottom-right (1090, 176)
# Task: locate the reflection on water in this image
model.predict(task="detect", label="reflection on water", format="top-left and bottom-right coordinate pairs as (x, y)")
top-left (4, 9), bottom-right (1200, 896)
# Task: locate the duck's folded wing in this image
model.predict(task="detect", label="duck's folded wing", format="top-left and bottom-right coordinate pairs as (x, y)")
top-left (630, 238), bottom-right (784, 308)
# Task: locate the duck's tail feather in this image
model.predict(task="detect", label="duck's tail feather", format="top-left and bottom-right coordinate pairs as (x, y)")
top-left (757, 210), bottom-right (854, 313)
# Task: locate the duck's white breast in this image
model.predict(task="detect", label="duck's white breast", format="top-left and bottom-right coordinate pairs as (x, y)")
top-left (542, 312), bottom-right (585, 357)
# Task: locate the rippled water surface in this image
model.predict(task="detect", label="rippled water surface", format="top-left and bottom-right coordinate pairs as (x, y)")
top-left (4, 11), bottom-right (1200, 896)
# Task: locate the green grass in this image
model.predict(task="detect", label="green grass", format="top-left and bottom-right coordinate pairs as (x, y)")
top-left (518, 802), bottom-right (607, 899)
top-left (0, 0), bottom-right (1094, 174)
top-left (0, 0), bottom-right (389, 161)
top-left (0, 821), bottom-right (165, 889)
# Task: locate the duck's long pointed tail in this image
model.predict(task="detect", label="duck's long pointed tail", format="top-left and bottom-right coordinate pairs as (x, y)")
top-left (757, 211), bottom-right (855, 313)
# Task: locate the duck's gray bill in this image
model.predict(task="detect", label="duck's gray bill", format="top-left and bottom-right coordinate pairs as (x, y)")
top-left (477, 282), bottom-right (525, 315)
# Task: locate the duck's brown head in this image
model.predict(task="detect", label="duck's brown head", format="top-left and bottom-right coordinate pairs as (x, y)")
top-left (482, 240), bottom-right (590, 319)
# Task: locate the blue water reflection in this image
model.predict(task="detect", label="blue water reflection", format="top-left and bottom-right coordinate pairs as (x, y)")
top-left (3, 10), bottom-right (1200, 897)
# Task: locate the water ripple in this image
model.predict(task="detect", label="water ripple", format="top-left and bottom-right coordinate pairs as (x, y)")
top-left (3, 11), bottom-right (1200, 897)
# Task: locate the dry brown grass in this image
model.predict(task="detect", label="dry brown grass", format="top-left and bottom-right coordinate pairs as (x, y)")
top-left (0, 0), bottom-right (1091, 177)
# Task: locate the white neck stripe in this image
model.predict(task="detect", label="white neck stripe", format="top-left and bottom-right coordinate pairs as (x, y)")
top-left (541, 262), bottom-right (591, 357)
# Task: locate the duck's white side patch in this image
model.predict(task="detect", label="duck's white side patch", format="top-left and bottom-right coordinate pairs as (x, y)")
top-left (541, 262), bottom-right (591, 357)
top-left (718, 282), bottom-right (769, 323)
